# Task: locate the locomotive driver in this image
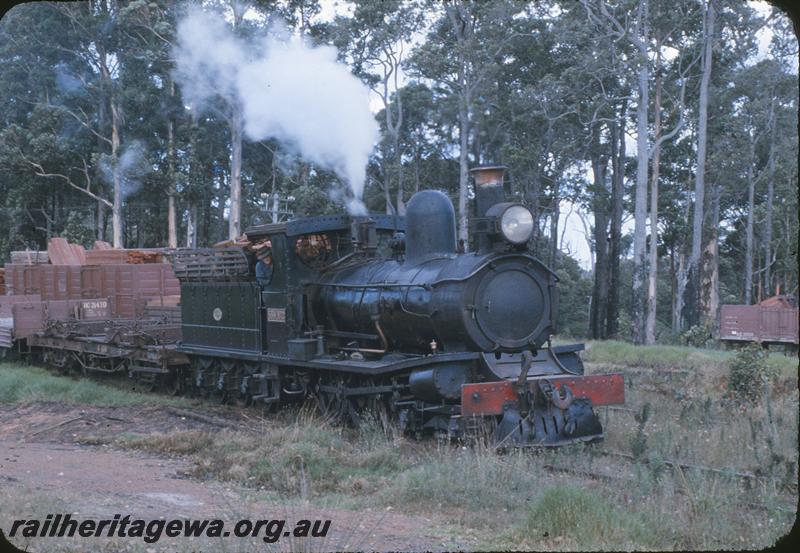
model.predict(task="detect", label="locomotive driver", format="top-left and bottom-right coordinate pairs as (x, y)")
top-left (255, 242), bottom-right (273, 285)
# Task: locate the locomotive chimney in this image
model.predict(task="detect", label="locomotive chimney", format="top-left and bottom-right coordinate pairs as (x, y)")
top-left (470, 165), bottom-right (507, 217)
top-left (404, 190), bottom-right (457, 265)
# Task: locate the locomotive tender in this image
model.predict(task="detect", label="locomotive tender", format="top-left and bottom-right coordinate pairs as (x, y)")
top-left (173, 165), bottom-right (625, 445)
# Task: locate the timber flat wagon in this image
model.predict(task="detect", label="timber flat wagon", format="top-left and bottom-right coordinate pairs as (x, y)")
top-left (0, 244), bottom-right (184, 381)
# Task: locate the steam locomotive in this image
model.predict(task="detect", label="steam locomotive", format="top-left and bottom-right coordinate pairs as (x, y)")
top-left (2, 166), bottom-right (624, 446)
top-left (172, 165), bottom-right (624, 445)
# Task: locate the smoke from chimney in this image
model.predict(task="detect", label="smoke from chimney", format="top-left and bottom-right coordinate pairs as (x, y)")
top-left (174, 9), bottom-right (378, 214)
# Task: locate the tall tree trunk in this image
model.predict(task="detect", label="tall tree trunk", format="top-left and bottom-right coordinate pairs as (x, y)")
top-left (383, 164), bottom-right (394, 214)
top-left (396, 146), bottom-right (405, 215)
top-left (529, 165), bottom-right (541, 246)
top-left (186, 205), bottom-right (197, 248)
top-left (413, 141), bottom-right (421, 193)
top-left (227, 2), bottom-right (245, 240)
top-left (228, 103), bottom-right (243, 239)
top-left (703, 183), bottom-right (721, 334)
top-left (607, 101), bottom-right (626, 338)
top-left (95, 93), bottom-right (107, 242)
top-left (457, 94), bottom-right (470, 245)
top-left (645, 54), bottom-right (662, 345)
top-left (685, 0), bottom-right (715, 328)
top-left (218, 173), bottom-right (228, 242)
top-left (631, 0), bottom-right (650, 344)
top-left (96, 200), bottom-right (105, 241)
top-left (392, 93), bottom-right (405, 215)
top-left (167, 79), bottom-right (178, 249)
top-left (744, 132), bottom-right (756, 304)
top-left (590, 153), bottom-right (609, 340)
top-left (673, 181), bottom-right (691, 334)
top-left (550, 180), bottom-right (560, 269)
top-left (446, 1), bottom-right (472, 246)
top-left (187, 103), bottom-right (200, 247)
top-left (764, 96), bottom-right (776, 296)
top-left (110, 97), bottom-right (123, 248)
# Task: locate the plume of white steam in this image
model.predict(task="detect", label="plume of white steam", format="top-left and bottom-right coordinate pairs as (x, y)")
top-left (174, 10), bottom-right (377, 214)
top-left (99, 140), bottom-right (150, 201)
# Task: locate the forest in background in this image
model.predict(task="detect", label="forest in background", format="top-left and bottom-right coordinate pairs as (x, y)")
top-left (0, 0), bottom-right (797, 343)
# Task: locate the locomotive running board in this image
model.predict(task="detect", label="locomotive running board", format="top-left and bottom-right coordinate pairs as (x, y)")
top-left (479, 344), bottom-right (586, 380)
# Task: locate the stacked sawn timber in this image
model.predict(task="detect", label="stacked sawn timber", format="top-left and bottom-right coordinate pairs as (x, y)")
top-left (47, 237), bottom-right (87, 265)
top-left (9, 250), bottom-right (49, 265)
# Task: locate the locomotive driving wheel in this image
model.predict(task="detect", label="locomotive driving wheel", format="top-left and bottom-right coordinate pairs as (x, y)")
top-left (314, 377), bottom-right (349, 424)
top-left (314, 375), bottom-right (393, 430)
top-left (314, 375), bottom-right (363, 426)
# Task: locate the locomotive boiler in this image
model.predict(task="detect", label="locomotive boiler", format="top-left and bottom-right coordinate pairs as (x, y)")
top-left (307, 189), bottom-right (556, 355)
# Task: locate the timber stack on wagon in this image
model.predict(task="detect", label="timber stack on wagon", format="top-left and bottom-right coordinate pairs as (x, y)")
top-left (1, 238), bottom-right (180, 348)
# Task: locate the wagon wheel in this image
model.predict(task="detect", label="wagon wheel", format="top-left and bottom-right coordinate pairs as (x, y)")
top-left (357, 378), bottom-right (393, 433)
top-left (205, 382), bottom-right (228, 404)
top-left (143, 376), bottom-right (159, 394)
top-left (43, 350), bottom-right (61, 374)
top-left (167, 370), bottom-right (184, 396)
top-left (216, 390), bottom-right (230, 405)
top-left (78, 353), bottom-right (92, 377)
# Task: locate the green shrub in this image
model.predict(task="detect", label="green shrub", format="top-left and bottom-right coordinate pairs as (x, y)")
top-left (682, 324), bottom-right (713, 348)
top-left (728, 343), bottom-right (774, 403)
top-left (630, 403), bottom-right (651, 459)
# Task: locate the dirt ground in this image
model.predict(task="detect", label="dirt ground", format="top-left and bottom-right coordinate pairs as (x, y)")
top-left (0, 402), bottom-right (474, 552)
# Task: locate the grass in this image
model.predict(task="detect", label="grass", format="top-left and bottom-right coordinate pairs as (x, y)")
top-left (509, 484), bottom-right (670, 550)
top-left (117, 409), bottom-right (415, 502)
top-left (583, 339), bottom-right (798, 377)
top-left (115, 407), bottom-right (796, 550)
top-left (0, 361), bottom-right (191, 407)
top-left (2, 341), bottom-right (797, 550)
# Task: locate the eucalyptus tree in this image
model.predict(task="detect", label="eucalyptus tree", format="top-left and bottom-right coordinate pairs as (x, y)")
top-left (118, 0), bottom-right (184, 247)
top-left (331, 0), bottom-right (422, 215)
top-left (642, 0), bottom-right (702, 343)
top-left (580, 0), bottom-right (654, 343)
top-left (0, 4), bottom-right (78, 252)
top-left (682, 0), bottom-right (716, 329)
top-left (408, 0), bottom-right (520, 244)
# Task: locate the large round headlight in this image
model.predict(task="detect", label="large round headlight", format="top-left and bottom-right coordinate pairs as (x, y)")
top-left (499, 205), bottom-right (534, 244)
